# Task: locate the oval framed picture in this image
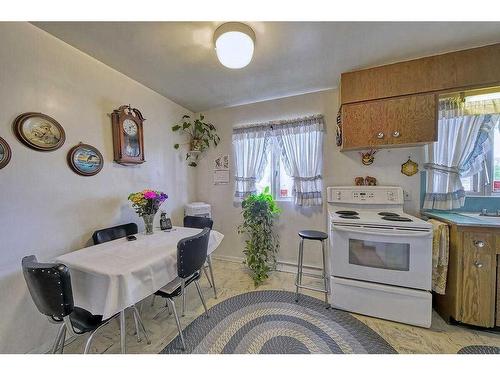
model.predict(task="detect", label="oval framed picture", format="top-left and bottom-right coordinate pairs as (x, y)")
top-left (13, 112), bottom-right (65, 151)
top-left (0, 137), bottom-right (12, 169)
top-left (67, 143), bottom-right (104, 176)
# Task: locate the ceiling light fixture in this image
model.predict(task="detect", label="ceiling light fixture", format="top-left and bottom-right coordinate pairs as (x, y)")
top-left (214, 22), bottom-right (255, 69)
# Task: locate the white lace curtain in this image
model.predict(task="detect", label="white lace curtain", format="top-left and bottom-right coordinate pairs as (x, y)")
top-left (232, 126), bottom-right (270, 201)
top-left (274, 117), bottom-right (324, 206)
top-left (423, 98), bottom-right (500, 210)
top-left (232, 115), bottom-right (324, 206)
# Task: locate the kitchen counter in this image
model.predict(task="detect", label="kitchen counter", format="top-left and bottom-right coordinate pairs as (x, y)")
top-left (421, 210), bottom-right (500, 228)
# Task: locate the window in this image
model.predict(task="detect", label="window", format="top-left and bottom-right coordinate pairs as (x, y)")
top-left (460, 95), bottom-right (500, 196)
top-left (255, 138), bottom-right (294, 200)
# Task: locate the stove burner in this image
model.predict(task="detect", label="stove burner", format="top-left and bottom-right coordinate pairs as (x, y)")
top-left (378, 212), bottom-right (400, 217)
top-left (381, 216), bottom-right (413, 222)
top-left (339, 215), bottom-right (360, 219)
top-left (336, 210), bottom-right (359, 216)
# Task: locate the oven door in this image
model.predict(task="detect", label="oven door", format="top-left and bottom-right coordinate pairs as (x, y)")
top-left (331, 224), bottom-right (432, 290)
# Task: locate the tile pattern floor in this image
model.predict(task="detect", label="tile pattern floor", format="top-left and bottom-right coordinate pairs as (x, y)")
top-left (62, 259), bottom-right (500, 354)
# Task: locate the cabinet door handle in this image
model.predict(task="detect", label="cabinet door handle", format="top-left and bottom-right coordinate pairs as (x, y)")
top-left (473, 240), bottom-right (485, 248)
top-left (376, 132), bottom-right (384, 139)
top-left (392, 131), bottom-right (400, 138)
top-left (474, 261), bottom-right (483, 268)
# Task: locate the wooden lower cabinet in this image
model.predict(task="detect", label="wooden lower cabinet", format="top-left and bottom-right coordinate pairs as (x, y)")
top-left (434, 226), bottom-right (498, 328)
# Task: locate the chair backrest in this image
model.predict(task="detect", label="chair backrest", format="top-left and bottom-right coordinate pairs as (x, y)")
top-left (177, 227), bottom-right (210, 279)
top-left (21, 255), bottom-right (74, 320)
top-left (183, 215), bottom-right (213, 230)
top-left (92, 222), bottom-right (138, 245)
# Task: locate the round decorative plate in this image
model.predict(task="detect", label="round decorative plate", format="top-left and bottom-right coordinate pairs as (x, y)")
top-left (13, 112), bottom-right (65, 151)
top-left (67, 143), bottom-right (103, 176)
top-left (0, 136), bottom-right (12, 169)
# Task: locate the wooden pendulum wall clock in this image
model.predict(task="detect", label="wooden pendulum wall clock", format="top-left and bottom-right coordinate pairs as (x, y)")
top-left (111, 105), bottom-right (146, 165)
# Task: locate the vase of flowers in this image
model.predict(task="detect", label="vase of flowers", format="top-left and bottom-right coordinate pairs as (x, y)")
top-left (128, 189), bottom-right (168, 235)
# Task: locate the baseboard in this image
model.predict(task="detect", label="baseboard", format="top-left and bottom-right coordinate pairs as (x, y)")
top-left (211, 254), bottom-right (324, 276)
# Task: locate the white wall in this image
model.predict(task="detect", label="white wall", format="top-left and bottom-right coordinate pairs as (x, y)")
top-left (196, 89), bottom-right (425, 269)
top-left (0, 23), bottom-right (194, 353)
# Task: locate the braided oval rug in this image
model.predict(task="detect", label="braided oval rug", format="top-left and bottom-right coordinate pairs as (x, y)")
top-left (160, 290), bottom-right (396, 354)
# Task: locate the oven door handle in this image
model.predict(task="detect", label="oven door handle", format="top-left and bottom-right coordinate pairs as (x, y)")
top-left (332, 226), bottom-right (432, 237)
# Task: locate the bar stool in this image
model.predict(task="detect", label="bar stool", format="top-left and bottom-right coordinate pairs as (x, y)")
top-left (295, 230), bottom-right (329, 305)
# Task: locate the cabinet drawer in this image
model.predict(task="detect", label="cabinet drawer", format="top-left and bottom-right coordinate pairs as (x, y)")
top-left (341, 93), bottom-right (437, 150)
top-left (461, 232), bottom-right (495, 327)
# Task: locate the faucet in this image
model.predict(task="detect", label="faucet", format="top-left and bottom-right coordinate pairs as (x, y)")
top-left (480, 208), bottom-right (500, 217)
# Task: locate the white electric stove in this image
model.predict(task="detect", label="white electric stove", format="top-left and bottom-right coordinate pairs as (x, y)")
top-left (327, 186), bottom-right (433, 328)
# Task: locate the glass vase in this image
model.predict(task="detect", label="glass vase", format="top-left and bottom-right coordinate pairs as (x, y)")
top-left (142, 213), bottom-right (156, 235)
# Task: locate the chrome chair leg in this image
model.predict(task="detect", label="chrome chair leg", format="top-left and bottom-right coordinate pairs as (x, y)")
top-left (207, 255), bottom-right (217, 299)
top-left (168, 298), bottom-right (186, 351)
top-left (51, 324), bottom-right (66, 354)
top-left (132, 305), bottom-right (151, 345)
top-left (181, 279), bottom-right (186, 317)
top-left (194, 279), bottom-right (209, 318)
top-left (132, 305), bottom-right (141, 342)
top-left (202, 266), bottom-right (213, 288)
top-left (83, 319), bottom-right (111, 354)
top-left (152, 298), bottom-right (171, 320)
top-left (58, 324), bottom-right (66, 354)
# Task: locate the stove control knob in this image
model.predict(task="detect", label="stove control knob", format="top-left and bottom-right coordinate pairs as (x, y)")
top-left (336, 191), bottom-right (341, 200)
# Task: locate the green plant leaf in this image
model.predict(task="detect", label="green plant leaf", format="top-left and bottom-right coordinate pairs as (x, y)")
top-left (174, 143), bottom-right (179, 149)
top-left (171, 125), bottom-right (181, 131)
top-left (182, 122), bottom-right (190, 130)
top-left (182, 115), bottom-right (190, 119)
top-left (188, 161), bottom-right (197, 167)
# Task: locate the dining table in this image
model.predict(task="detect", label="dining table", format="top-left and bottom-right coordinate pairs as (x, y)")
top-left (54, 226), bottom-right (224, 353)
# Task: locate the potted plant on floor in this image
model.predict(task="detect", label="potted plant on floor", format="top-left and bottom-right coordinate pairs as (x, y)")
top-left (238, 187), bottom-right (281, 286)
top-left (172, 114), bottom-right (220, 167)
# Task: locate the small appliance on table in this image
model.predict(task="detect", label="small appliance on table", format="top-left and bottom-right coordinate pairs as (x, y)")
top-left (327, 186), bottom-right (433, 327)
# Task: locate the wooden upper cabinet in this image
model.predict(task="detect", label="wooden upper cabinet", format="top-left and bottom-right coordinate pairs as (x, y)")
top-left (339, 43), bottom-right (500, 150)
top-left (341, 93), bottom-right (437, 150)
top-left (341, 43), bottom-right (500, 105)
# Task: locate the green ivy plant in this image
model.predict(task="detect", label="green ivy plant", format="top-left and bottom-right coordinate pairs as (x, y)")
top-left (238, 187), bottom-right (281, 286)
top-left (172, 114), bottom-right (220, 167)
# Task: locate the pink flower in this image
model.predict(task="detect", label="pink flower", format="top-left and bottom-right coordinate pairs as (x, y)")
top-left (143, 191), bottom-right (157, 199)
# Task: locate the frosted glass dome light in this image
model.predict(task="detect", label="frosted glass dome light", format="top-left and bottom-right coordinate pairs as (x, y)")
top-left (214, 23), bottom-right (255, 69)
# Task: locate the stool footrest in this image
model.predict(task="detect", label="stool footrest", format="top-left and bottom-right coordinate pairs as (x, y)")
top-left (295, 283), bottom-right (328, 294)
top-left (299, 271), bottom-right (324, 279)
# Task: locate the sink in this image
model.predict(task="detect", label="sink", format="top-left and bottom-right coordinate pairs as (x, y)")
top-left (460, 212), bottom-right (500, 222)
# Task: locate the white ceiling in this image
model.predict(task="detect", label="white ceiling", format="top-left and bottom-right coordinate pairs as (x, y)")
top-left (33, 22), bottom-right (500, 112)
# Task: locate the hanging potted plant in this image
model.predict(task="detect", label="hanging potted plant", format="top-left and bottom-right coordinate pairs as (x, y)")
top-left (238, 187), bottom-right (281, 286)
top-left (172, 114), bottom-right (220, 167)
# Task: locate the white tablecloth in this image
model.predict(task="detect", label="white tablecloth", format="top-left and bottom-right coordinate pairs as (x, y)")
top-left (55, 227), bottom-right (224, 319)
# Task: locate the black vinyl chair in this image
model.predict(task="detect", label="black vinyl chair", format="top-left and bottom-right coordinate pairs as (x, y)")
top-left (183, 216), bottom-right (217, 300)
top-left (91, 222), bottom-right (149, 344)
top-left (153, 227), bottom-right (211, 350)
top-left (92, 222), bottom-right (138, 245)
top-left (21, 255), bottom-right (142, 354)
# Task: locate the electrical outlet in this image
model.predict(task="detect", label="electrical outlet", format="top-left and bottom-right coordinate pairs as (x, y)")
top-left (403, 190), bottom-right (412, 201)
